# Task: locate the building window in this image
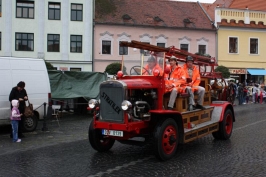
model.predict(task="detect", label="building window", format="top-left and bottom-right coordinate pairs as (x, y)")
top-left (16, 1), bottom-right (34, 19)
top-left (15, 33), bottom-right (34, 51)
top-left (180, 44), bottom-right (188, 52)
top-left (119, 42), bottom-right (128, 55)
top-left (70, 68), bottom-right (81, 71)
top-left (250, 38), bottom-right (258, 54)
top-left (71, 4), bottom-right (82, 21)
top-left (229, 37), bottom-right (238, 53)
top-left (157, 43), bottom-right (165, 47)
top-left (102, 40), bottom-right (111, 54)
top-left (47, 34), bottom-right (60, 52)
top-left (0, 0), bottom-right (2, 17)
top-left (198, 45), bottom-right (206, 55)
top-left (48, 2), bottom-right (60, 20)
top-left (70, 35), bottom-right (82, 53)
top-left (140, 42), bottom-right (150, 56)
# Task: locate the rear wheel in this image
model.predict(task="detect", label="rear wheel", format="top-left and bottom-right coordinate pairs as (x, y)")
top-left (88, 120), bottom-right (115, 152)
top-left (22, 114), bottom-right (38, 132)
top-left (212, 109), bottom-right (233, 140)
top-left (153, 118), bottom-right (178, 161)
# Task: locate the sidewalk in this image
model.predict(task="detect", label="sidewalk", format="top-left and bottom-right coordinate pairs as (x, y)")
top-left (0, 113), bottom-right (92, 156)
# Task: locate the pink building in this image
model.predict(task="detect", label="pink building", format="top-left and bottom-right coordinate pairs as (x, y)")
top-left (94, 0), bottom-right (216, 72)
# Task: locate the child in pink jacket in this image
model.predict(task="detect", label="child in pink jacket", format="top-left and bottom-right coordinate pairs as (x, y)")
top-left (10, 100), bottom-right (22, 142)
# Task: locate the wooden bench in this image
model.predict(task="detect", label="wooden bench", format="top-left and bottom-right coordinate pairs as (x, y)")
top-left (163, 78), bottom-right (211, 112)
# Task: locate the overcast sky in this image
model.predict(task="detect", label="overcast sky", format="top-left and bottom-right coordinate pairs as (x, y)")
top-left (174, 0), bottom-right (215, 3)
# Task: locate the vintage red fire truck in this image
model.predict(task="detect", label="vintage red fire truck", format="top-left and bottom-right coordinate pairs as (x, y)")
top-left (88, 41), bottom-right (235, 161)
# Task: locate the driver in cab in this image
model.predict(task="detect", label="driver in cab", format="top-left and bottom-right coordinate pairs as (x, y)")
top-left (143, 56), bottom-right (163, 76)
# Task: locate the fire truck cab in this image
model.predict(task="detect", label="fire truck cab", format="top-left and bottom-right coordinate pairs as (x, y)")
top-left (88, 41), bottom-right (235, 161)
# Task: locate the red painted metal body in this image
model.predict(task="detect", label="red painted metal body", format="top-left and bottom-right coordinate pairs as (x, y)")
top-left (91, 41), bottom-right (234, 142)
top-left (93, 74), bottom-right (174, 140)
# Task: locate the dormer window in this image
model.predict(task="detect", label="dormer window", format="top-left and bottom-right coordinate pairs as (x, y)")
top-left (154, 16), bottom-right (162, 22)
top-left (122, 14), bottom-right (131, 20)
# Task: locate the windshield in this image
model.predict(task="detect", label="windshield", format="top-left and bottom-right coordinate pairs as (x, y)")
top-left (121, 50), bottom-right (166, 76)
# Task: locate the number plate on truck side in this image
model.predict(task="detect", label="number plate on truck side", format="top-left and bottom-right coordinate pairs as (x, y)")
top-left (102, 129), bottom-right (123, 137)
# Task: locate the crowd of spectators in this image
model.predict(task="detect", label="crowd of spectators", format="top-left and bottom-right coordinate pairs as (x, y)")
top-left (233, 81), bottom-right (266, 105)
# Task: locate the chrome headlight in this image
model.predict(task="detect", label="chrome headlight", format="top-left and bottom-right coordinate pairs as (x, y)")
top-left (121, 100), bottom-right (132, 111)
top-left (88, 99), bottom-right (99, 109)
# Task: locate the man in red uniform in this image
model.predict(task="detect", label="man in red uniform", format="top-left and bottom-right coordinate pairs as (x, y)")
top-left (144, 56), bottom-right (163, 76)
top-left (165, 56), bottom-right (187, 110)
top-left (183, 56), bottom-right (206, 110)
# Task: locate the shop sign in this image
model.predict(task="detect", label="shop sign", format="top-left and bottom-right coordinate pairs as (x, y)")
top-left (229, 69), bottom-right (246, 74)
top-left (59, 67), bottom-right (68, 71)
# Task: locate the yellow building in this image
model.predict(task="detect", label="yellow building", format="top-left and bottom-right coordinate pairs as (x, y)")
top-left (215, 7), bottom-right (266, 84)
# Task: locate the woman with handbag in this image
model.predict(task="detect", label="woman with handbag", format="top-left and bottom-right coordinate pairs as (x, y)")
top-left (9, 81), bottom-right (28, 138)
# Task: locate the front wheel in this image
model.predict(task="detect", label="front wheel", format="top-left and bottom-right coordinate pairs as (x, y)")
top-left (212, 109), bottom-right (233, 140)
top-left (153, 118), bottom-right (178, 161)
top-left (88, 120), bottom-right (115, 152)
top-left (22, 114), bottom-right (38, 132)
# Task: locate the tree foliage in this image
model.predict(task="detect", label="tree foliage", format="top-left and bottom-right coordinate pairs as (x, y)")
top-left (95, 0), bottom-right (117, 18)
top-left (45, 61), bottom-right (56, 70)
top-left (215, 65), bottom-right (230, 78)
top-left (105, 62), bottom-right (126, 75)
top-left (194, 52), bottom-right (211, 58)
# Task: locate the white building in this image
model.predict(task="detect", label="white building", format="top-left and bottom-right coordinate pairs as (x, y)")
top-left (0, 0), bottom-right (93, 71)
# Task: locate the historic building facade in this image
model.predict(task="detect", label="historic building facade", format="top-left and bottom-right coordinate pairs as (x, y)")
top-left (94, 0), bottom-right (216, 73)
top-left (202, 0), bottom-right (266, 84)
top-left (0, 0), bottom-right (93, 71)
top-left (215, 7), bottom-right (266, 84)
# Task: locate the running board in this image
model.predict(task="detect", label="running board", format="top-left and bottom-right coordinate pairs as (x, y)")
top-left (183, 121), bottom-right (219, 143)
top-left (181, 106), bottom-right (219, 143)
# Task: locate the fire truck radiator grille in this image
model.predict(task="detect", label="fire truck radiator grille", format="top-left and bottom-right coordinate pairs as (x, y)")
top-left (99, 82), bottom-right (124, 122)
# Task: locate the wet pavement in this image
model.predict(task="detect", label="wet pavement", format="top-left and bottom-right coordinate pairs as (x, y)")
top-left (0, 113), bottom-right (91, 156)
top-left (1, 102), bottom-right (266, 176)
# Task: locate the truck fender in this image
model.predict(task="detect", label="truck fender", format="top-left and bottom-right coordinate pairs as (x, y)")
top-left (211, 102), bottom-right (235, 122)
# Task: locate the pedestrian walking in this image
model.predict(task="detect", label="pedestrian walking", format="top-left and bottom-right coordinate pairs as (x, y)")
top-left (253, 84), bottom-right (259, 103)
top-left (243, 84), bottom-right (248, 104)
top-left (238, 83), bottom-right (244, 105)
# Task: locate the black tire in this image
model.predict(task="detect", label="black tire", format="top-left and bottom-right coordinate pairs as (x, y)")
top-left (212, 109), bottom-right (233, 140)
top-left (22, 114), bottom-right (38, 132)
top-left (153, 118), bottom-right (178, 161)
top-left (88, 120), bottom-right (115, 152)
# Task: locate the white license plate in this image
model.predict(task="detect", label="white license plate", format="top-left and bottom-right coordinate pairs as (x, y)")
top-left (102, 129), bottom-right (123, 137)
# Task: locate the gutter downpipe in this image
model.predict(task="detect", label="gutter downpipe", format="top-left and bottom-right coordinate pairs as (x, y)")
top-left (92, 0), bottom-right (95, 71)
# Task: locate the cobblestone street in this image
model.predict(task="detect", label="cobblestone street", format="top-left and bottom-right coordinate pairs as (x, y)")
top-left (1, 103), bottom-right (266, 177)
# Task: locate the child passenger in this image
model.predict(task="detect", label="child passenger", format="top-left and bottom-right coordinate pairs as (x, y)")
top-left (10, 100), bottom-right (22, 142)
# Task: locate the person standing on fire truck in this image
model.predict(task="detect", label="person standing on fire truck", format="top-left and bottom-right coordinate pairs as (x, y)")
top-left (165, 56), bottom-right (190, 110)
top-left (183, 56), bottom-right (206, 110)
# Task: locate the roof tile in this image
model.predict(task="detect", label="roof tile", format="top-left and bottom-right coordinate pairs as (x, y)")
top-left (229, 0), bottom-right (266, 11)
top-left (95, 0), bottom-right (214, 30)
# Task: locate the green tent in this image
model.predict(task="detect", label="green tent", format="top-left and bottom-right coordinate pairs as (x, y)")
top-left (48, 71), bottom-right (107, 99)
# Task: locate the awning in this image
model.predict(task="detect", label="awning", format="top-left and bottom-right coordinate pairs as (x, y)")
top-left (247, 69), bottom-right (266, 75)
